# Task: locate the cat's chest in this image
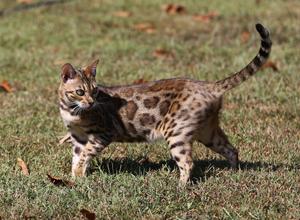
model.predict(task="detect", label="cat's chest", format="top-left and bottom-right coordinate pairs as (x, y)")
top-left (60, 108), bottom-right (96, 129)
top-left (60, 108), bottom-right (81, 127)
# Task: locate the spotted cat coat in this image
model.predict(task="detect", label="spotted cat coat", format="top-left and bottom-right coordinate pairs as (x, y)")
top-left (58, 23), bottom-right (272, 185)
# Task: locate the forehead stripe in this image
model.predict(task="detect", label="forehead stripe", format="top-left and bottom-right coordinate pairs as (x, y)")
top-left (78, 70), bottom-right (93, 89)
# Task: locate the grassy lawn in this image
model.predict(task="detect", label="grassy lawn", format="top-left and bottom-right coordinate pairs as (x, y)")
top-left (0, 0), bottom-right (299, 219)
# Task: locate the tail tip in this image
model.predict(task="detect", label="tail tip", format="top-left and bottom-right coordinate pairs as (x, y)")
top-left (255, 23), bottom-right (269, 39)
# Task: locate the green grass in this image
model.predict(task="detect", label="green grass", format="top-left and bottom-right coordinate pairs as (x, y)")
top-left (0, 0), bottom-right (299, 219)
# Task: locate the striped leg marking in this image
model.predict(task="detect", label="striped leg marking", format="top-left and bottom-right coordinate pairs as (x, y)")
top-left (168, 138), bottom-right (193, 185)
top-left (72, 135), bottom-right (106, 177)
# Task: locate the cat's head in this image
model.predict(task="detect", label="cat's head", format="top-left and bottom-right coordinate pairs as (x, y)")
top-left (59, 60), bottom-right (99, 112)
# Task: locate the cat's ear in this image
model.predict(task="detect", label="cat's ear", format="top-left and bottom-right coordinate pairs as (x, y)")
top-left (84, 59), bottom-right (99, 78)
top-left (61, 63), bottom-right (76, 83)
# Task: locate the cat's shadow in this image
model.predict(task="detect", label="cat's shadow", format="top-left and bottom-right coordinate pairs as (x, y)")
top-left (91, 158), bottom-right (295, 183)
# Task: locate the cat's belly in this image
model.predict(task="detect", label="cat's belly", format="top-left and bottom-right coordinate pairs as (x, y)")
top-left (113, 127), bottom-right (164, 143)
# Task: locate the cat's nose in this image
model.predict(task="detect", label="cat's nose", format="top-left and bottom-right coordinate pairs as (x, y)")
top-left (85, 97), bottom-right (94, 108)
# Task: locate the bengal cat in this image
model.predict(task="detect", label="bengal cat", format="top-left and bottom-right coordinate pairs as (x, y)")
top-left (58, 23), bottom-right (272, 185)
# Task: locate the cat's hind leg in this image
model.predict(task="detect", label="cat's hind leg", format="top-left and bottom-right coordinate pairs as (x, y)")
top-left (201, 126), bottom-right (239, 168)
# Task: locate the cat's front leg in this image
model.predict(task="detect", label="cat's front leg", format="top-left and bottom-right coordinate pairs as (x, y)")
top-left (71, 135), bottom-right (107, 177)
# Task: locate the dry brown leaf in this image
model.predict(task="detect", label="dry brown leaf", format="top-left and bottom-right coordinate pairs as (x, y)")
top-left (152, 49), bottom-right (174, 59)
top-left (113, 11), bottom-right (132, 18)
top-left (132, 78), bottom-right (148, 84)
top-left (262, 60), bottom-right (279, 72)
top-left (144, 28), bottom-right (156, 34)
top-left (133, 23), bottom-right (151, 30)
top-left (162, 4), bottom-right (186, 14)
top-left (59, 133), bottom-right (71, 145)
top-left (47, 174), bottom-right (75, 187)
top-left (0, 80), bottom-right (13, 93)
top-left (80, 208), bottom-right (96, 220)
top-left (193, 11), bottom-right (219, 23)
top-left (133, 23), bottom-right (156, 34)
top-left (17, 0), bottom-right (33, 4)
top-left (17, 158), bottom-right (29, 176)
top-left (241, 31), bottom-right (250, 43)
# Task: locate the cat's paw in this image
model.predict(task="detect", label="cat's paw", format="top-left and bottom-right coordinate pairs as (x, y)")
top-left (72, 167), bottom-right (86, 177)
top-left (59, 133), bottom-right (71, 145)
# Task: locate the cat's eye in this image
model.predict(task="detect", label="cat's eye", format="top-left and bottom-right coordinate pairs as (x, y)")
top-left (76, 89), bottom-right (85, 96)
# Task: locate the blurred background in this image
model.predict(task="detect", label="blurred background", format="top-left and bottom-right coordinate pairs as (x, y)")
top-left (0, 0), bottom-right (299, 219)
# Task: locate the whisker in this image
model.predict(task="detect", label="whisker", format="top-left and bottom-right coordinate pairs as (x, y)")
top-left (72, 105), bottom-right (81, 115)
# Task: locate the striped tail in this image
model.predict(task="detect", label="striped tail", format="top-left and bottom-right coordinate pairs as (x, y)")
top-left (214, 23), bottom-right (272, 95)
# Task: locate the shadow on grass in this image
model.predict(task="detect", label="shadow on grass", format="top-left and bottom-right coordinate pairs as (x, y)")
top-left (91, 158), bottom-right (297, 183)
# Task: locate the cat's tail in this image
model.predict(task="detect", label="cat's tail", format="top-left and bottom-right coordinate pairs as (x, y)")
top-left (213, 23), bottom-right (272, 95)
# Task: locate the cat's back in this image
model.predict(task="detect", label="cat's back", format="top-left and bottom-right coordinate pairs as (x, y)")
top-left (104, 77), bottom-right (209, 96)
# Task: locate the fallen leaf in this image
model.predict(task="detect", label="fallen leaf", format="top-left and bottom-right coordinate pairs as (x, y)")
top-left (152, 49), bottom-right (174, 59)
top-left (193, 11), bottom-right (219, 23)
top-left (17, 158), bottom-right (29, 176)
top-left (262, 60), bottom-right (279, 72)
top-left (133, 78), bottom-right (148, 84)
top-left (59, 133), bottom-right (71, 145)
top-left (47, 174), bottom-right (75, 187)
top-left (162, 4), bottom-right (186, 14)
top-left (17, 0), bottom-right (33, 4)
top-left (113, 11), bottom-right (132, 18)
top-left (0, 80), bottom-right (13, 92)
top-left (133, 23), bottom-right (156, 34)
top-left (80, 208), bottom-right (96, 220)
top-left (145, 28), bottom-right (156, 34)
top-left (133, 23), bottom-right (151, 30)
top-left (241, 31), bottom-right (250, 43)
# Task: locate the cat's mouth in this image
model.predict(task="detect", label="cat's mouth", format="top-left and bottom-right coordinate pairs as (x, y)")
top-left (70, 103), bottom-right (95, 115)
top-left (75, 100), bottom-right (94, 110)
top-left (84, 103), bottom-right (94, 110)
